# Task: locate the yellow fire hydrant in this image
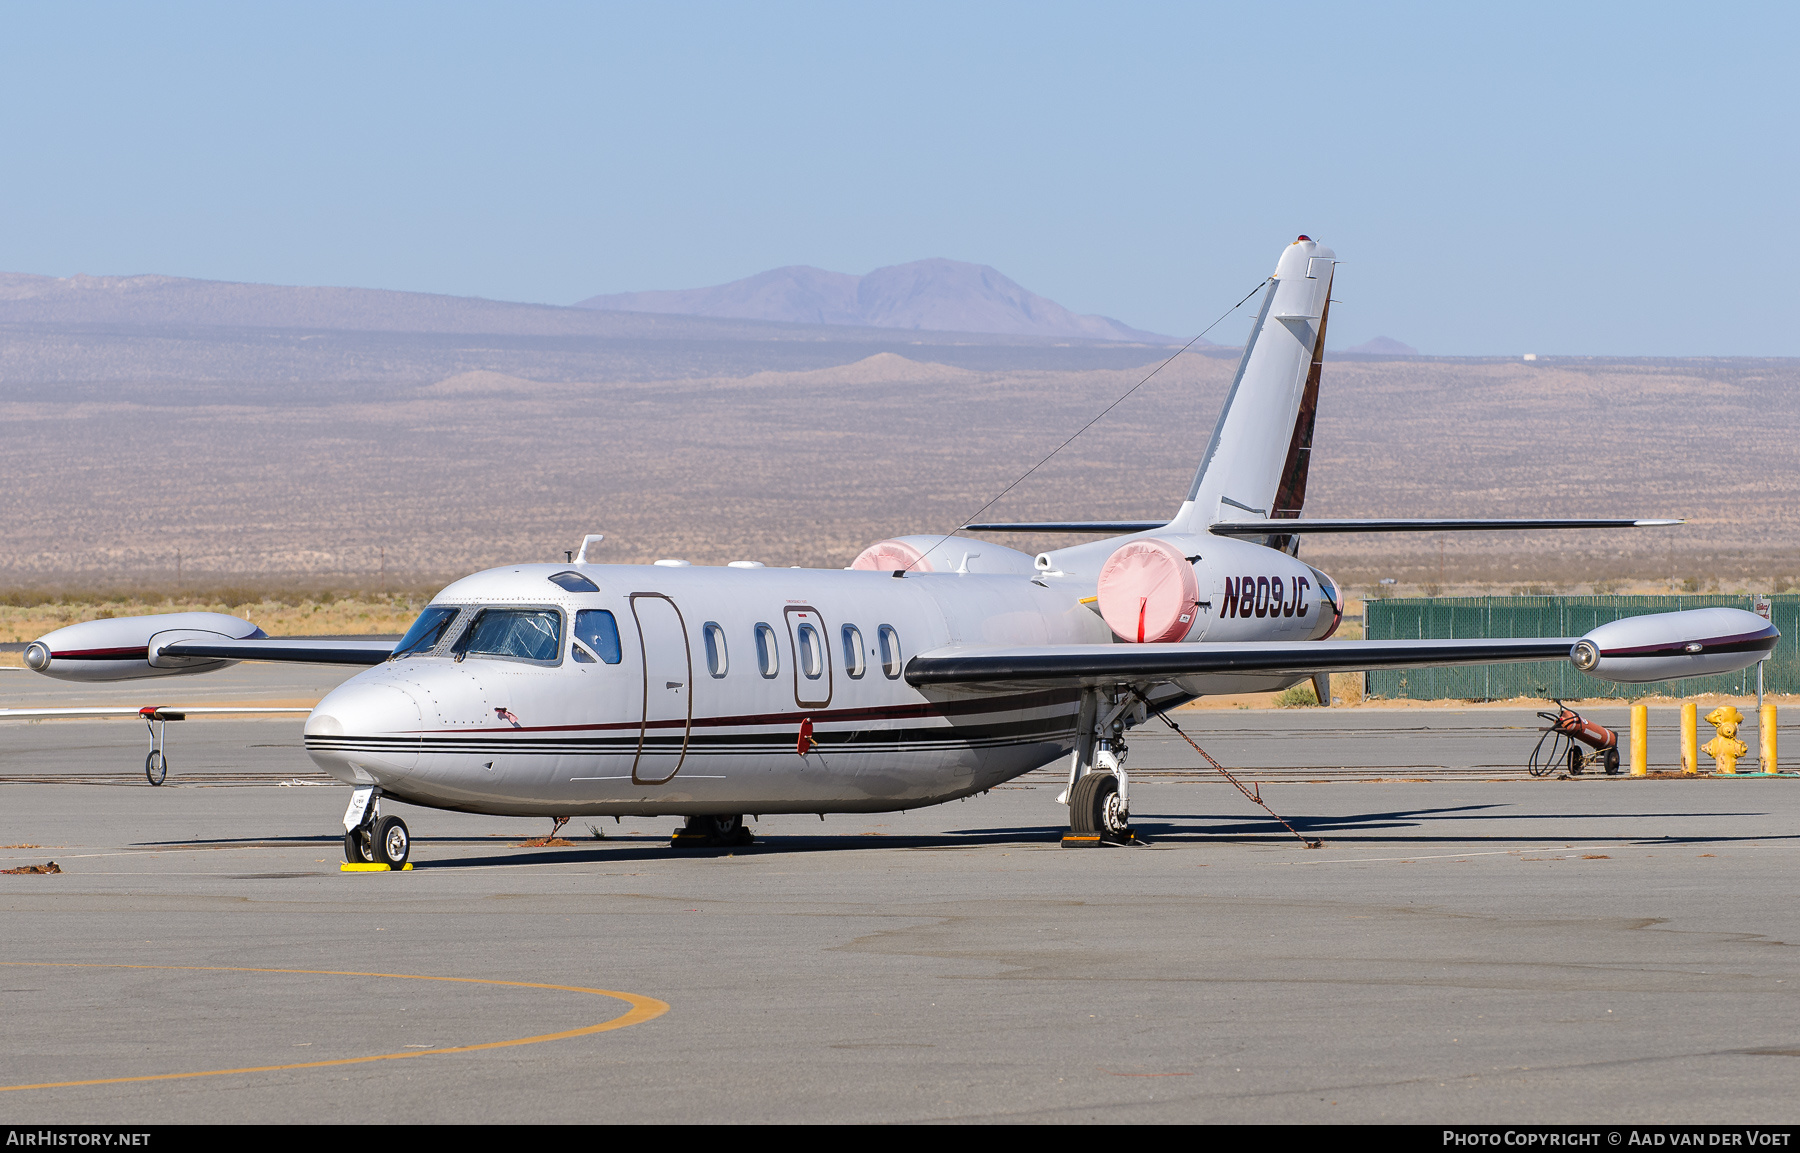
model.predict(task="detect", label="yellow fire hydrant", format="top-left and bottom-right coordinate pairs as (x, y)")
top-left (1702, 705), bottom-right (1749, 775)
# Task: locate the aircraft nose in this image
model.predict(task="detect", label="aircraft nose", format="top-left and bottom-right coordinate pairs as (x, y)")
top-left (306, 680), bottom-right (425, 784)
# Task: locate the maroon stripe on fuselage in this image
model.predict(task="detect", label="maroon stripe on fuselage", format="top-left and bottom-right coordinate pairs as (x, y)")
top-left (392, 686), bottom-right (1083, 737)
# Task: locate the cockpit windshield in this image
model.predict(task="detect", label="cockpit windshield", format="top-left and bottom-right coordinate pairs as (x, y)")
top-left (391, 605), bottom-right (460, 658)
top-left (452, 608), bottom-right (563, 664)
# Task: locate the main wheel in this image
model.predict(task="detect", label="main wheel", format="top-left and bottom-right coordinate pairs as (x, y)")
top-left (145, 750), bottom-right (167, 786)
top-left (372, 816), bottom-right (410, 866)
top-left (344, 827), bottom-right (374, 864)
top-left (1068, 772), bottom-right (1127, 838)
top-left (708, 814), bottom-right (743, 840)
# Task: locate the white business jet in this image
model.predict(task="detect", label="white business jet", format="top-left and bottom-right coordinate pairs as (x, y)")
top-left (14, 237), bottom-right (1778, 866)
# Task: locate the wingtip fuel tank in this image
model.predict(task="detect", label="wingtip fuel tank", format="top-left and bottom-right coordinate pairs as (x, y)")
top-left (1571, 607), bottom-right (1778, 683)
top-left (25, 613), bottom-right (266, 682)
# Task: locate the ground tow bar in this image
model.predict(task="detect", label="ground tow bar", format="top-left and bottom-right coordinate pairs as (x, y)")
top-left (1131, 690), bottom-right (1322, 849)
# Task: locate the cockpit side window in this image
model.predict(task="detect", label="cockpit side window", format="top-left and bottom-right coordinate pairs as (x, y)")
top-left (573, 609), bottom-right (623, 664)
top-left (391, 605), bottom-right (460, 658)
top-left (452, 608), bottom-right (563, 664)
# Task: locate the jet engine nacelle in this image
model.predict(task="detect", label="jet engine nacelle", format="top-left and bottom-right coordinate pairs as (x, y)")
top-left (1571, 607), bottom-right (1778, 684)
top-left (23, 613), bottom-right (266, 682)
top-left (1095, 533), bottom-right (1340, 644)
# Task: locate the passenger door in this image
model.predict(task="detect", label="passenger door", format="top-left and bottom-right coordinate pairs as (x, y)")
top-left (630, 593), bottom-right (692, 785)
top-left (785, 606), bottom-right (832, 709)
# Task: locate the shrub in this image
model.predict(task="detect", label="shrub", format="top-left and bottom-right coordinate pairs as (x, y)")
top-left (1275, 683), bottom-right (1319, 708)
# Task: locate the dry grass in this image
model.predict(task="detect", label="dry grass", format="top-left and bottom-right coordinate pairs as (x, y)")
top-left (0, 594), bottom-right (423, 645)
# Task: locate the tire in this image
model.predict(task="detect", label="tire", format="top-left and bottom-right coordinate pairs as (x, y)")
top-left (1068, 772), bottom-right (1127, 838)
top-left (1603, 748), bottom-right (1621, 775)
top-left (372, 816), bottom-right (410, 866)
top-left (708, 814), bottom-right (743, 840)
top-left (144, 750), bottom-right (167, 786)
top-left (344, 828), bottom-right (374, 864)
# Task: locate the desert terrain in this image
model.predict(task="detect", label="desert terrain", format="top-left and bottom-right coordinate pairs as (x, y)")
top-left (0, 275), bottom-right (1793, 597)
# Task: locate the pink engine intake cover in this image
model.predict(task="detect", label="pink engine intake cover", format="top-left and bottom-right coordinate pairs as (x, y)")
top-left (851, 539), bottom-right (935, 573)
top-left (1097, 538), bottom-right (1201, 643)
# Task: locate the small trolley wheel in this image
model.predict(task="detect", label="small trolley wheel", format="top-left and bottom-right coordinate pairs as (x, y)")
top-left (372, 816), bottom-right (410, 867)
top-left (1603, 748), bottom-right (1621, 775)
top-left (344, 827), bottom-right (374, 864)
top-left (144, 750), bottom-right (168, 786)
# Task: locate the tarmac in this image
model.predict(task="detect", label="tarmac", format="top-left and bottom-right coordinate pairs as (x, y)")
top-left (1, 665), bottom-right (1796, 1124)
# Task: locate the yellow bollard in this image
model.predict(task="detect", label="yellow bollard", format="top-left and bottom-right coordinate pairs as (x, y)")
top-left (1680, 702), bottom-right (1698, 774)
top-left (1630, 704), bottom-right (1648, 775)
top-left (1703, 705), bottom-right (1748, 775)
top-left (1763, 704), bottom-right (1779, 775)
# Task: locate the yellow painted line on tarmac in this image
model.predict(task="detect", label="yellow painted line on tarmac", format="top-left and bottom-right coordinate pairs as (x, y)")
top-left (1289, 842), bottom-right (1790, 866)
top-left (0, 962), bottom-right (668, 1094)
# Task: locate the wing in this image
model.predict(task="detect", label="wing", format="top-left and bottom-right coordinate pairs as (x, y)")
top-left (905, 638), bottom-right (1576, 691)
top-left (0, 706), bottom-right (311, 720)
top-left (963, 521), bottom-right (1166, 534)
top-left (1205, 518), bottom-right (1681, 536)
top-left (157, 638), bottom-right (394, 666)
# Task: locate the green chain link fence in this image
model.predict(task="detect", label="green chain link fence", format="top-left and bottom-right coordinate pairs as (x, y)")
top-left (1365, 594), bottom-right (1797, 701)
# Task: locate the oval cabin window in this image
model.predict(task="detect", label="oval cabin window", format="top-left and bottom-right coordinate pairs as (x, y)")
top-left (755, 623), bottom-right (779, 678)
top-left (703, 622), bottom-right (728, 678)
top-left (797, 622), bottom-right (823, 679)
top-left (878, 625), bottom-right (902, 679)
top-left (841, 625), bottom-right (865, 678)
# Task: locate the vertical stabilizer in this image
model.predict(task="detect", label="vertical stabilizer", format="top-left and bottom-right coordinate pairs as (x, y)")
top-left (1169, 237), bottom-right (1335, 542)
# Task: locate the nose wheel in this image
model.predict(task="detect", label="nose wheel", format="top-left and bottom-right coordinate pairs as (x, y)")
top-left (344, 816), bottom-right (410, 865)
top-left (372, 816), bottom-right (410, 865)
top-left (342, 786), bottom-right (411, 867)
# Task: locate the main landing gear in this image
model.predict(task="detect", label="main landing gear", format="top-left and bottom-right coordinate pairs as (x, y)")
top-left (1060, 689), bottom-right (1141, 847)
top-left (343, 786), bottom-right (411, 867)
top-left (672, 814), bottom-right (755, 848)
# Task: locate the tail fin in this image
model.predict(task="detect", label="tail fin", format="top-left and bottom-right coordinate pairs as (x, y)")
top-left (1170, 236), bottom-right (1334, 547)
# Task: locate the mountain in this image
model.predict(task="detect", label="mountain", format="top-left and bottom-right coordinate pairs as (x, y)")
top-left (1342, 336), bottom-right (1419, 356)
top-left (575, 259), bottom-right (1177, 343)
top-left (0, 271), bottom-right (727, 336)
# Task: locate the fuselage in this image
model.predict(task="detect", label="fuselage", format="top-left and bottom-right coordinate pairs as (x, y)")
top-left (303, 535), bottom-right (1338, 817)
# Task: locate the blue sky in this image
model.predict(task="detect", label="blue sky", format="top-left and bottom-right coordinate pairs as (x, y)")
top-left (2, 2), bottom-right (1793, 354)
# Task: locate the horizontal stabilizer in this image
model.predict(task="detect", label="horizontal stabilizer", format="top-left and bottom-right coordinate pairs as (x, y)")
top-left (1206, 518), bottom-right (1682, 536)
top-left (159, 638), bottom-right (394, 666)
top-left (963, 521), bottom-right (1165, 534)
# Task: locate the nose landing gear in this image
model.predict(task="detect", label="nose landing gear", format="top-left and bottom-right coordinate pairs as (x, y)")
top-left (342, 786), bottom-right (411, 868)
